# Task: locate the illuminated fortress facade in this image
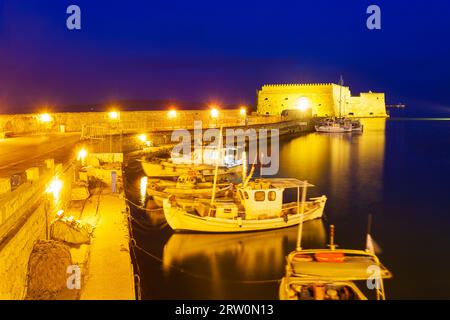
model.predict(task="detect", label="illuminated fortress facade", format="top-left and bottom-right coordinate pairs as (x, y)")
top-left (257, 83), bottom-right (387, 117)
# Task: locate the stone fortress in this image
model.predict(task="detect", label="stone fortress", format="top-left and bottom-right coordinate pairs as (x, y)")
top-left (256, 83), bottom-right (387, 117)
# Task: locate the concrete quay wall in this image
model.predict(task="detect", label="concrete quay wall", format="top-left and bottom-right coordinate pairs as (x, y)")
top-left (0, 109), bottom-right (279, 135)
top-left (0, 163), bottom-right (74, 299)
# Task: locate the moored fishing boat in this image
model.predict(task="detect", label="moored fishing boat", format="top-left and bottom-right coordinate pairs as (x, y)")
top-left (279, 225), bottom-right (392, 300)
top-left (349, 118), bottom-right (364, 132)
top-left (162, 178), bottom-right (327, 233)
top-left (141, 145), bottom-right (243, 178)
top-left (315, 118), bottom-right (353, 133)
top-left (148, 183), bottom-right (233, 207)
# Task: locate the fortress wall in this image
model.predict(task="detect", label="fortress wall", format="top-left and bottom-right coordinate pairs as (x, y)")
top-left (257, 83), bottom-right (387, 118)
top-left (354, 93), bottom-right (386, 117)
top-left (257, 84), bottom-right (335, 116)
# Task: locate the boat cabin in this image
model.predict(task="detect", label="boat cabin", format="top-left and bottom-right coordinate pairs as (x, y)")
top-left (236, 178), bottom-right (313, 219)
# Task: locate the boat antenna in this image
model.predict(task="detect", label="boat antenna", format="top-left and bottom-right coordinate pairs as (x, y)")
top-left (259, 152), bottom-right (264, 178)
top-left (295, 180), bottom-right (308, 251)
top-left (210, 126), bottom-right (223, 206)
top-left (338, 75), bottom-right (344, 118)
top-left (242, 150), bottom-right (247, 182)
top-left (243, 154), bottom-right (257, 187)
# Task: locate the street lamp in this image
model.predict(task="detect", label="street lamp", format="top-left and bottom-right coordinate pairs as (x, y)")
top-left (108, 110), bottom-right (120, 120)
top-left (77, 148), bottom-right (88, 166)
top-left (39, 113), bottom-right (53, 123)
top-left (168, 109), bottom-right (177, 119)
top-left (210, 107), bottom-right (219, 118)
top-left (138, 134), bottom-right (147, 143)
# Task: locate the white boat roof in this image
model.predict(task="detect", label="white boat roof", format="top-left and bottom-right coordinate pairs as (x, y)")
top-left (288, 250), bottom-right (392, 281)
top-left (260, 178), bottom-right (315, 189)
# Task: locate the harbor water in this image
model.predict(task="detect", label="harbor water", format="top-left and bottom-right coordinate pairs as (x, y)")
top-left (125, 118), bottom-right (450, 299)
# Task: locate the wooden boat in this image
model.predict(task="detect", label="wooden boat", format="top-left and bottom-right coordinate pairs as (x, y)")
top-left (141, 145), bottom-right (243, 178)
top-left (279, 225), bottom-right (392, 300)
top-left (148, 183), bottom-right (233, 207)
top-left (162, 178), bottom-right (327, 233)
top-left (315, 76), bottom-right (363, 134)
top-left (350, 119), bottom-right (364, 132)
top-left (315, 118), bottom-right (352, 133)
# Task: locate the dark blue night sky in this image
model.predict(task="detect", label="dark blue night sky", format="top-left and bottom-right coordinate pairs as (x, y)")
top-left (1, 0), bottom-right (449, 115)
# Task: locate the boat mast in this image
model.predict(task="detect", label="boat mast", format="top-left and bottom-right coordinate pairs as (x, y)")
top-left (242, 150), bottom-right (247, 182)
top-left (210, 126), bottom-right (223, 206)
top-left (295, 180), bottom-right (308, 251)
top-left (338, 75), bottom-right (344, 118)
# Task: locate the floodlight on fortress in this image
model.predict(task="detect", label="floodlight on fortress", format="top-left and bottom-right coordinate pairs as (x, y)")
top-left (296, 97), bottom-right (311, 111)
top-left (240, 106), bottom-right (247, 116)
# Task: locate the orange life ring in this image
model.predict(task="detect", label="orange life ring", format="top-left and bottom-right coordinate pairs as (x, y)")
top-left (314, 252), bottom-right (345, 263)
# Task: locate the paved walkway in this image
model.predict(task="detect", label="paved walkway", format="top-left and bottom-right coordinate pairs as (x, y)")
top-left (0, 133), bottom-right (80, 177)
top-left (78, 187), bottom-right (135, 300)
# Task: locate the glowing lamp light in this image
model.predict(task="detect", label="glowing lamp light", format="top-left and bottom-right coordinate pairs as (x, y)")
top-left (168, 109), bottom-right (177, 118)
top-left (210, 108), bottom-right (219, 118)
top-left (108, 110), bottom-right (120, 120)
top-left (39, 113), bottom-right (53, 123)
top-left (296, 97), bottom-right (311, 111)
top-left (46, 178), bottom-right (63, 202)
top-left (240, 107), bottom-right (247, 116)
top-left (138, 134), bottom-right (147, 143)
top-left (77, 148), bottom-right (87, 160)
top-left (77, 148), bottom-right (88, 165)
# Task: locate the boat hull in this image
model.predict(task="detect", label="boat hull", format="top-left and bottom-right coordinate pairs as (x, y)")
top-left (315, 125), bottom-right (352, 133)
top-left (142, 160), bottom-right (242, 177)
top-left (162, 196), bottom-right (326, 233)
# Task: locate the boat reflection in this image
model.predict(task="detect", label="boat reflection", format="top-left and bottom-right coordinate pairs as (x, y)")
top-left (162, 219), bottom-right (326, 280)
top-left (278, 118), bottom-right (386, 217)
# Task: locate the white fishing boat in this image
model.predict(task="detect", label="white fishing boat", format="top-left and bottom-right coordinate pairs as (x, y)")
top-left (279, 224), bottom-right (392, 300)
top-left (349, 118), bottom-right (364, 132)
top-left (148, 183), bottom-right (233, 207)
top-left (162, 178), bottom-right (327, 233)
top-left (315, 76), bottom-right (363, 133)
top-left (141, 145), bottom-right (243, 177)
top-left (315, 118), bottom-right (352, 133)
